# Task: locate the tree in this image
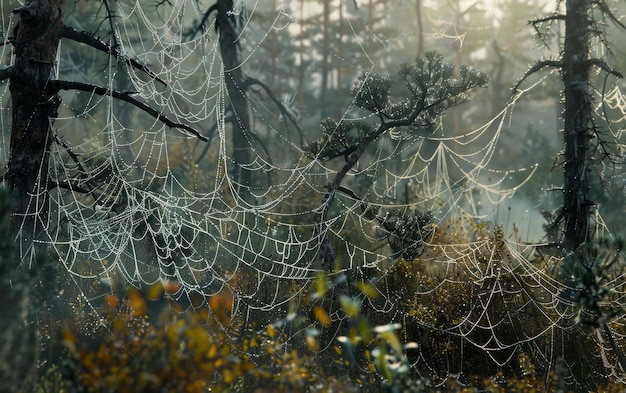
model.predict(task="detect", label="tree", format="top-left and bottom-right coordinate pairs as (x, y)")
top-left (4, 0), bottom-right (63, 248)
top-left (0, 1), bottom-right (210, 385)
top-left (516, 0), bottom-right (624, 253)
top-left (1, 0), bottom-right (201, 251)
top-left (305, 51), bottom-right (487, 276)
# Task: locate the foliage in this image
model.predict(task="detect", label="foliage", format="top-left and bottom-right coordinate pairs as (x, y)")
top-left (61, 284), bottom-right (252, 393)
top-left (30, 230), bottom-right (626, 392)
top-left (304, 51), bottom-right (488, 161)
top-left (561, 238), bottom-right (625, 327)
top-left (362, 216), bottom-right (626, 389)
top-left (2, 1), bottom-right (626, 392)
top-left (57, 283), bottom-right (363, 393)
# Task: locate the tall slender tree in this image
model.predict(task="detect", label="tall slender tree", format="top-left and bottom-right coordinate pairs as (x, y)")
top-left (516, 0), bottom-right (624, 252)
top-left (217, 0), bottom-right (252, 198)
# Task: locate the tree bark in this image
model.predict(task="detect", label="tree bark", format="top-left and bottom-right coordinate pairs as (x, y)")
top-left (320, 0), bottom-right (331, 120)
top-left (2, 1), bottom-right (65, 384)
top-left (217, 0), bottom-right (252, 198)
top-left (562, 0), bottom-right (593, 252)
top-left (8, 0), bottom-right (64, 248)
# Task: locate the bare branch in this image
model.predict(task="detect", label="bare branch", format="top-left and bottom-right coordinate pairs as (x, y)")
top-left (0, 66), bottom-right (14, 82)
top-left (48, 180), bottom-right (94, 195)
top-left (48, 80), bottom-right (208, 142)
top-left (242, 76), bottom-right (304, 136)
top-left (194, 122), bottom-right (219, 165)
top-left (52, 134), bottom-right (106, 201)
top-left (595, 0), bottom-right (626, 30)
top-left (59, 26), bottom-right (166, 86)
top-left (530, 14), bottom-right (566, 25)
top-left (529, 14), bottom-right (565, 47)
top-left (586, 58), bottom-right (624, 79)
top-left (186, 3), bottom-right (218, 40)
top-left (513, 60), bottom-right (563, 93)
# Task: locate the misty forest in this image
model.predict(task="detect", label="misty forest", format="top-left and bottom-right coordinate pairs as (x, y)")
top-left (1, 0), bottom-right (626, 391)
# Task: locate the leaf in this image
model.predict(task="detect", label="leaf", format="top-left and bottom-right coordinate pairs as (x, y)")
top-left (313, 305), bottom-right (331, 327)
top-left (105, 294), bottom-right (119, 308)
top-left (147, 282), bottom-right (163, 300)
top-left (267, 324), bottom-right (276, 339)
top-left (126, 289), bottom-right (147, 316)
top-left (357, 281), bottom-right (379, 299)
top-left (339, 295), bottom-right (362, 319)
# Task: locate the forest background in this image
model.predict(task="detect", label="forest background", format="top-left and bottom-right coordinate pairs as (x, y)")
top-left (0, 0), bottom-right (626, 391)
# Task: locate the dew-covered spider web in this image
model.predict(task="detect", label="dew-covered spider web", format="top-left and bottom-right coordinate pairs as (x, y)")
top-left (1, 0), bottom-right (626, 388)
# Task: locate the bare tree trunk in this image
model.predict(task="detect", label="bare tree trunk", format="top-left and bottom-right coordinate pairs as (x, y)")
top-left (320, 0), bottom-right (331, 120)
top-left (415, 0), bottom-right (424, 57)
top-left (217, 0), bottom-right (252, 198)
top-left (3, 1), bottom-right (65, 387)
top-left (562, 0), bottom-right (593, 252)
top-left (8, 0), bottom-right (64, 248)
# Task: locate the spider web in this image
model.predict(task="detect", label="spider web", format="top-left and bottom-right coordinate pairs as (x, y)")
top-left (1, 0), bottom-right (626, 388)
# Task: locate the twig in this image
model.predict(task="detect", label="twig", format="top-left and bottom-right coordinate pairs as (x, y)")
top-left (0, 66), bottom-right (14, 82)
top-left (603, 322), bottom-right (626, 374)
top-left (513, 60), bottom-right (563, 93)
top-left (242, 76), bottom-right (304, 137)
top-left (596, 0), bottom-right (626, 30)
top-left (48, 180), bottom-right (94, 195)
top-left (59, 26), bottom-right (166, 86)
top-left (186, 3), bottom-right (218, 40)
top-left (530, 14), bottom-right (566, 25)
top-left (52, 135), bottom-right (102, 201)
top-left (48, 80), bottom-right (208, 141)
top-left (585, 58), bottom-right (624, 79)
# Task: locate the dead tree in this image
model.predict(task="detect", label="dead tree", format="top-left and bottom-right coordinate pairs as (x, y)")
top-left (515, 0), bottom-right (624, 253)
top-left (190, 0), bottom-right (303, 200)
top-left (4, 0), bottom-right (64, 249)
top-left (0, 0), bottom-right (203, 251)
top-left (216, 0), bottom-right (253, 198)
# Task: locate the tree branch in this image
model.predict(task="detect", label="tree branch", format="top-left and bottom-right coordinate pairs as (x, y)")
top-left (529, 14), bottom-right (565, 47)
top-left (48, 80), bottom-right (208, 141)
top-left (59, 26), bottom-right (166, 86)
top-left (530, 14), bottom-right (566, 25)
top-left (585, 58), bottom-right (624, 79)
top-left (513, 60), bottom-right (563, 93)
top-left (0, 66), bottom-right (14, 82)
top-left (242, 76), bottom-right (304, 136)
top-left (596, 0), bottom-right (626, 30)
top-left (185, 3), bottom-right (218, 40)
top-left (48, 180), bottom-right (94, 195)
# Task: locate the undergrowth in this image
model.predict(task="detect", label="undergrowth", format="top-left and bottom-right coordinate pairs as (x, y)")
top-left (27, 216), bottom-right (626, 392)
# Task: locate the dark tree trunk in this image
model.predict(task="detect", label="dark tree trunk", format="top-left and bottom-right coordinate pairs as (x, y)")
top-left (562, 0), bottom-right (593, 252)
top-left (2, 1), bottom-right (65, 385)
top-left (320, 0), bottom-right (330, 120)
top-left (217, 0), bottom-right (252, 198)
top-left (7, 0), bottom-right (64, 247)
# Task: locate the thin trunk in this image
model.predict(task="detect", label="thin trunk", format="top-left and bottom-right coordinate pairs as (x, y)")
top-left (368, 0), bottom-right (374, 50)
top-left (562, 0), bottom-right (593, 252)
top-left (8, 0), bottom-right (64, 248)
top-left (337, 0), bottom-right (343, 109)
top-left (298, 0), bottom-right (305, 110)
top-left (416, 0), bottom-right (424, 57)
top-left (270, 0), bottom-right (277, 88)
top-left (320, 0), bottom-right (331, 120)
top-left (217, 0), bottom-right (252, 198)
